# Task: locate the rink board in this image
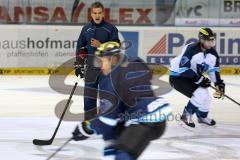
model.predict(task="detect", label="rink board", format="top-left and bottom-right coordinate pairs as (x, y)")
top-left (0, 25), bottom-right (239, 75)
top-left (0, 67), bottom-right (239, 75)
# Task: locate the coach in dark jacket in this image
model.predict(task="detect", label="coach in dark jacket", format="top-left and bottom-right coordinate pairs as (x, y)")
top-left (75, 1), bottom-right (120, 120)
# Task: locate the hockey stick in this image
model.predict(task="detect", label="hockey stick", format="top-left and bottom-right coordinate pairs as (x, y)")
top-left (33, 82), bottom-right (78, 145)
top-left (201, 75), bottom-right (240, 106)
top-left (46, 137), bottom-right (73, 160)
top-left (210, 85), bottom-right (240, 106)
top-left (71, 0), bottom-right (80, 22)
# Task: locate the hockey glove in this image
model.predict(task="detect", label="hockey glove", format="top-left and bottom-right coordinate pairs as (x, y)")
top-left (213, 80), bottom-right (225, 99)
top-left (196, 77), bottom-right (211, 88)
top-left (74, 47), bottom-right (87, 78)
top-left (74, 61), bottom-right (85, 78)
top-left (72, 121), bottom-right (94, 141)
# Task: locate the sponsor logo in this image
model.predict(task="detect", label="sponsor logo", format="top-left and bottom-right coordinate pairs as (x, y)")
top-left (0, 1), bottom-right (153, 24)
top-left (147, 32), bottom-right (240, 65)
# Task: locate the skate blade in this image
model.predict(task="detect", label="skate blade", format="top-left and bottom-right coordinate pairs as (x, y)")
top-left (178, 120), bottom-right (195, 133)
top-left (198, 122), bottom-right (217, 128)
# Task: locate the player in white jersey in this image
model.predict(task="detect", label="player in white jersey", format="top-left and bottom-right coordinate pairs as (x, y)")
top-left (169, 28), bottom-right (225, 128)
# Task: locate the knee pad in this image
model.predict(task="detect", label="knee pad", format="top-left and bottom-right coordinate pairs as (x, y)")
top-left (115, 121), bottom-right (166, 159)
top-left (190, 87), bottom-right (212, 112)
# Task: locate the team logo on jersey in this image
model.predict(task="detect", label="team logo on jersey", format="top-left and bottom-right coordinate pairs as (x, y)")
top-left (197, 62), bottom-right (209, 74)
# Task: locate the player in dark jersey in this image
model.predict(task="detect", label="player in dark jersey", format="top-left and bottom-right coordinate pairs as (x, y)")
top-left (169, 28), bottom-right (225, 128)
top-left (72, 42), bottom-right (172, 160)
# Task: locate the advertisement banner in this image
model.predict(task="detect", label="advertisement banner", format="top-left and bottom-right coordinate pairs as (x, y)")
top-left (175, 0), bottom-right (240, 26)
top-left (221, 0), bottom-right (240, 19)
top-left (0, 25), bottom-right (239, 75)
top-left (1, 0), bottom-right (239, 26)
top-left (0, 0), bottom-right (157, 25)
top-left (143, 27), bottom-right (240, 67)
top-left (0, 25), bottom-right (139, 68)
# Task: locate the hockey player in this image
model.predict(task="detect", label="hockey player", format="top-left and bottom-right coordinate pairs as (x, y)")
top-left (72, 42), bottom-right (172, 160)
top-left (169, 28), bottom-right (225, 128)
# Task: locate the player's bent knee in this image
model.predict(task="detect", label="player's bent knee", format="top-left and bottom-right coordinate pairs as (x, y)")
top-left (191, 87), bottom-right (211, 107)
top-left (115, 121), bottom-right (166, 159)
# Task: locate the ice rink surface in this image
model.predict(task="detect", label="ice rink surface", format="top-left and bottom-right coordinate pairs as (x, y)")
top-left (0, 75), bottom-right (240, 160)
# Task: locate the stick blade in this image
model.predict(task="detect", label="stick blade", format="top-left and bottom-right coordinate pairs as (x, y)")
top-left (33, 139), bottom-right (53, 146)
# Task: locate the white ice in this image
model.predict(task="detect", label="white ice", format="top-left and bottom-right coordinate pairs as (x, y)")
top-left (0, 75), bottom-right (240, 160)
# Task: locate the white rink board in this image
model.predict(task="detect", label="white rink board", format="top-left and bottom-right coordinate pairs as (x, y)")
top-left (0, 25), bottom-right (240, 68)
